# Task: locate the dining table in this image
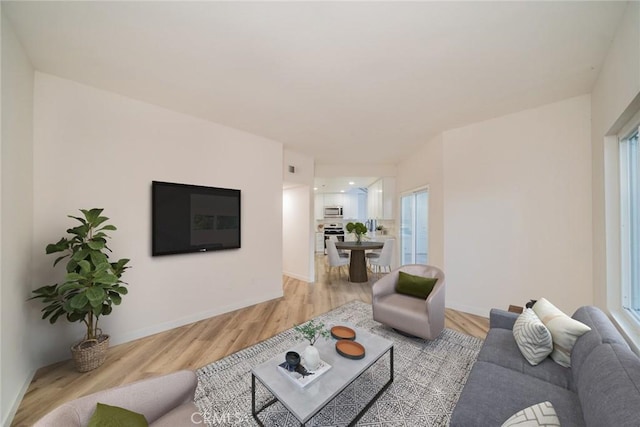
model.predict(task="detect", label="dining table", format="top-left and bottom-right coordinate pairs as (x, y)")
top-left (334, 241), bottom-right (384, 283)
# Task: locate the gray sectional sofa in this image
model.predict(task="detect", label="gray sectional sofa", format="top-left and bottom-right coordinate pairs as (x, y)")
top-left (450, 306), bottom-right (640, 426)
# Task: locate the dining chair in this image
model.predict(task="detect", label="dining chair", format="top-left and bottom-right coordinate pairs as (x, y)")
top-left (326, 240), bottom-right (350, 280)
top-left (329, 235), bottom-right (349, 258)
top-left (367, 239), bottom-right (394, 276)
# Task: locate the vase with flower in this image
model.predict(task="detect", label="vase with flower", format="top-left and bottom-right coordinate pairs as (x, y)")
top-left (346, 222), bottom-right (368, 244)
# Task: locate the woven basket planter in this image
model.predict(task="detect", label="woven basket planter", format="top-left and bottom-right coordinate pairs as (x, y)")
top-left (71, 335), bottom-right (110, 372)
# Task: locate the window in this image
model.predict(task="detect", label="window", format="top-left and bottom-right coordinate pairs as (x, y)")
top-left (400, 187), bottom-right (429, 265)
top-left (620, 126), bottom-right (640, 322)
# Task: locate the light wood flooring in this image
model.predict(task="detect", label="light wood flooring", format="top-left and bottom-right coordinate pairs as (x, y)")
top-left (12, 256), bottom-right (489, 426)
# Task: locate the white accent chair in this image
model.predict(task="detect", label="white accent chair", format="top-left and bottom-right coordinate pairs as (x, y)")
top-left (326, 240), bottom-right (350, 280)
top-left (367, 239), bottom-right (394, 275)
top-left (372, 264), bottom-right (446, 340)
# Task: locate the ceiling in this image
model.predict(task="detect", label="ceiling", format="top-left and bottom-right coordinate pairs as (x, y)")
top-left (3, 1), bottom-right (627, 165)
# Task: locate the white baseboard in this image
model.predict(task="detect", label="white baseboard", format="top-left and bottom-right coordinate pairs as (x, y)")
top-left (282, 271), bottom-right (314, 282)
top-left (3, 370), bottom-right (35, 427)
top-left (110, 289), bottom-right (284, 346)
top-left (446, 301), bottom-right (491, 318)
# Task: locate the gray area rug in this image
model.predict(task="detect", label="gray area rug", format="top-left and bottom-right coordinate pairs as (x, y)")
top-left (195, 301), bottom-right (482, 426)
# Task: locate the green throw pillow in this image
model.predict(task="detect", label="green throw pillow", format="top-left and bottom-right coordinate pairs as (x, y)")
top-left (396, 271), bottom-right (438, 299)
top-left (88, 403), bottom-right (148, 427)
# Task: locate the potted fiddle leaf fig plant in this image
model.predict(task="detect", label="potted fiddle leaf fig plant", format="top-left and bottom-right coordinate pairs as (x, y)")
top-left (30, 208), bottom-right (130, 372)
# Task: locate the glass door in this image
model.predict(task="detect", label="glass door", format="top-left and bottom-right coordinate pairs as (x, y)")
top-left (400, 188), bottom-right (429, 265)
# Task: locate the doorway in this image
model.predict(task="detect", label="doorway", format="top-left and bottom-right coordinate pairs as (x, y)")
top-left (400, 187), bottom-right (429, 265)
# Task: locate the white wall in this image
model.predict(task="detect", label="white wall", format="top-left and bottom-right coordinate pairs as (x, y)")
top-left (30, 73), bottom-right (285, 365)
top-left (396, 134), bottom-right (444, 268)
top-left (1, 14), bottom-right (35, 426)
top-left (444, 95), bottom-right (592, 316)
top-left (282, 150), bottom-right (315, 282)
top-left (315, 163), bottom-right (397, 178)
top-left (591, 1), bottom-right (640, 350)
top-left (591, 1), bottom-right (640, 309)
top-left (283, 186), bottom-right (314, 281)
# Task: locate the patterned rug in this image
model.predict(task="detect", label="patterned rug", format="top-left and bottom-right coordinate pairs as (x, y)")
top-left (195, 301), bottom-right (483, 426)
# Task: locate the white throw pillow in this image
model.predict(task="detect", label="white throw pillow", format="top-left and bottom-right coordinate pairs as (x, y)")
top-left (513, 309), bottom-right (553, 365)
top-left (501, 401), bottom-right (560, 427)
top-left (532, 298), bottom-right (591, 367)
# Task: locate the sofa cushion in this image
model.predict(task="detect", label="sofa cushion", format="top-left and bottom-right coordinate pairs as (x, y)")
top-left (575, 343), bottom-right (640, 427)
top-left (501, 401), bottom-right (560, 427)
top-left (532, 298), bottom-right (591, 367)
top-left (395, 271), bottom-right (437, 299)
top-left (450, 361), bottom-right (585, 427)
top-left (570, 306), bottom-right (629, 384)
top-left (513, 309), bottom-right (553, 365)
top-left (477, 328), bottom-right (572, 389)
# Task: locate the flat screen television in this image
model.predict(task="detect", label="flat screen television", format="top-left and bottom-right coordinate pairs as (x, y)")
top-left (152, 181), bottom-right (241, 256)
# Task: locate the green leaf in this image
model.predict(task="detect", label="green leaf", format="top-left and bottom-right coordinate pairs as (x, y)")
top-left (87, 240), bottom-right (105, 250)
top-left (92, 216), bottom-right (109, 228)
top-left (101, 304), bottom-right (112, 316)
top-left (66, 259), bottom-right (78, 273)
top-left (64, 272), bottom-right (84, 282)
top-left (97, 225), bottom-right (117, 232)
top-left (46, 238), bottom-right (69, 254)
top-left (81, 208), bottom-right (104, 224)
top-left (67, 224), bottom-right (89, 238)
top-left (52, 254), bottom-right (70, 267)
top-left (69, 293), bottom-right (88, 309)
top-left (72, 248), bottom-right (89, 262)
top-left (68, 215), bottom-right (87, 224)
top-left (114, 286), bottom-right (128, 295)
top-left (109, 293), bottom-right (122, 305)
top-left (89, 250), bottom-right (108, 266)
top-left (57, 282), bottom-right (82, 294)
top-left (86, 287), bottom-right (106, 304)
top-left (94, 273), bottom-right (118, 285)
top-left (77, 260), bottom-right (91, 274)
top-left (68, 312), bottom-right (85, 322)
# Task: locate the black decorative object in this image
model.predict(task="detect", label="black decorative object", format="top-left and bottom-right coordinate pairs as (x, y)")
top-left (281, 351), bottom-right (300, 372)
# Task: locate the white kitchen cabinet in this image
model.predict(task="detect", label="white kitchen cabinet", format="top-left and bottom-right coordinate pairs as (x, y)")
top-left (367, 178), bottom-right (395, 219)
top-left (315, 232), bottom-right (325, 252)
top-left (382, 177), bottom-right (396, 219)
top-left (314, 194), bottom-right (324, 221)
top-left (342, 193), bottom-right (359, 220)
top-left (323, 193), bottom-right (345, 207)
top-left (367, 179), bottom-right (383, 219)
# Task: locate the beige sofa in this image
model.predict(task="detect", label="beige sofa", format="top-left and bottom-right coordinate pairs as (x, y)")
top-left (34, 370), bottom-right (199, 426)
top-left (372, 264), bottom-right (445, 340)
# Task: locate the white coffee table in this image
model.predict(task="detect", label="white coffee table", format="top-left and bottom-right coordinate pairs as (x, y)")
top-left (251, 327), bottom-right (393, 426)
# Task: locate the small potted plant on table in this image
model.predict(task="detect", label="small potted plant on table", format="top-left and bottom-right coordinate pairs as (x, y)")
top-left (294, 319), bottom-right (329, 371)
top-left (346, 222), bottom-right (368, 244)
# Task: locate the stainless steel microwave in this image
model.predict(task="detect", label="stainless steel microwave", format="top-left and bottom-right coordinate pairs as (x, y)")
top-left (324, 206), bottom-right (343, 218)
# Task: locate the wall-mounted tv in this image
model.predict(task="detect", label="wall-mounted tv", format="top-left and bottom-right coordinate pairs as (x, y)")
top-left (152, 181), bottom-right (241, 256)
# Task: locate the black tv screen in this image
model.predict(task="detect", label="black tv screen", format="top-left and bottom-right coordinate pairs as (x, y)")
top-left (152, 181), bottom-right (241, 256)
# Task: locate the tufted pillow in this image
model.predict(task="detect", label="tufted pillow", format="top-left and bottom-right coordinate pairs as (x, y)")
top-left (501, 401), bottom-right (560, 427)
top-left (513, 309), bottom-right (553, 365)
top-left (532, 298), bottom-right (591, 367)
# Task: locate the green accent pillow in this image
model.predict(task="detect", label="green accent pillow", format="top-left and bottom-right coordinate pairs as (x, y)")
top-left (396, 271), bottom-right (438, 299)
top-left (88, 403), bottom-right (148, 427)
